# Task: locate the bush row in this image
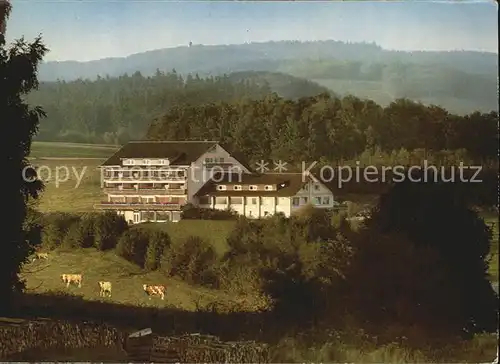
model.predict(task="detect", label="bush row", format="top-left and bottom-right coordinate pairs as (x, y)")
top-left (40, 211), bottom-right (128, 251)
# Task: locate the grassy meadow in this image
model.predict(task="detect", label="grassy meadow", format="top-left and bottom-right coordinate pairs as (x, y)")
top-left (20, 249), bottom-right (247, 312)
top-left (30, 141), bottom-right (119, 158)
top-left (29, 142), bottom-right (113, 212)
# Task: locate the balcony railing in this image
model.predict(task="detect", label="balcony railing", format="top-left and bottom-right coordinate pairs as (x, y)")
top-left (103, 188), bottom-right (186, 195)
top-left (103, 175), bottom-right (186, 181)
top-left (94, 202), bottom-right (182, 211)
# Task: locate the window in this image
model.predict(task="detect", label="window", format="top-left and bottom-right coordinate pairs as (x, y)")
top-left (141, 211), bottom-right (155, 221)
top-left (314, 197), bottom-right (321, 205)
top-left (156, 211), bottom-right (170, 221)
top-left (277, 197), bottom-right (288, 205)
top-left (301, 197), bottom-right (308, 204)
top-left (292, 197), bottom-right (300, 206)
top-left (230, 197), bottom-right (243, 205)
top-left (198, 196), bottom-right (210, 205)
top-left (314, 184), bottom-right (320, 191)
top-left (233, 185), bottom-right (242, 191)
top-left (251, 198), bottom-right (258, 205)
top-left (205, 157), bottom-right (214, 164)
top-left (219, 157), bottom-right (225, 163)
top-left (264, 185), bottom-right (273, 191)
top-left (249, 185), bottom-right (258, 191)
top-left (322, 197), bottom-right (330, 205)
top-left (215, 197), bottom-right (228, 205)
top-left (261, 197), bottom-right (273, 205)
top-left (304, 184), bottom-right (309, 191)
top-left (216, 185), bottom-right (227, 191)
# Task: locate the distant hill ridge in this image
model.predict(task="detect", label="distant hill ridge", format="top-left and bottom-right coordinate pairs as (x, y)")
top-left (39, 40), bottom-right (498, 82)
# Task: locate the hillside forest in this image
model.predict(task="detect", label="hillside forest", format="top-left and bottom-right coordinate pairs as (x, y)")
top-left (28, 69), bottom-right (498, 170)
top-left (38, 41), bottom-right (498, 115)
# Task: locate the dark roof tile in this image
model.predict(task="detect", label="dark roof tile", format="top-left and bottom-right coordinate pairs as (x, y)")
top-left (102, 141), bottom-right (219, 166)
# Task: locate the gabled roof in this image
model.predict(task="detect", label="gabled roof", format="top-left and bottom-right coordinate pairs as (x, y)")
top-left (195, 172), bottom-right (331, 197)
top-left (101, 140), bottom-right (254, 171)
top-left (101, 140), bottom-right (218, 166)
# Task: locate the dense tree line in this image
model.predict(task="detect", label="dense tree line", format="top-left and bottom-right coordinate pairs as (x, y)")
top-left (147, 93), bottom-right (498, 165)
top-left (27, 70), bottom-right (272, 143)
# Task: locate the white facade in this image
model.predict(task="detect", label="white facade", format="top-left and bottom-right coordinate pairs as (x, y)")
top-left (95, 142), bottom-right (251, 224)
top-left (200, 196), bottom-right (293, 218)
top-left (187, 143), bottom-right (251, 203)
top-left (198, 177), bottom-right (336, 219)
top-left (291, 179), bottom-right (336, 211)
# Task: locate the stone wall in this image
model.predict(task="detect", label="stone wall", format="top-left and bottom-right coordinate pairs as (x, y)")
top-left (125, 332), bottom-right (270, 363)
top-left (0, 318), bottom-right (124, 360)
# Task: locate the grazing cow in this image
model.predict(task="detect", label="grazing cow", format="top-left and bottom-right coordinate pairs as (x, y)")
top-left (61, 274), bottom-right (82, 288)
top-left (143, 284), bottom-right (166, 300)
top-left (32, 252), bottom-right (49, 262)
top-left (98, 281), bottom-right (112, 297)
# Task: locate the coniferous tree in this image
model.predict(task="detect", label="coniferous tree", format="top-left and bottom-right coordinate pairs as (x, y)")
top-left (0, 0), bottom-right (48, 308)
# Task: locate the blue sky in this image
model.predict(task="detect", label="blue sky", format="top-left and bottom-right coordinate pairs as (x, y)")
top-left (5, 0), bottom-right (499, 62)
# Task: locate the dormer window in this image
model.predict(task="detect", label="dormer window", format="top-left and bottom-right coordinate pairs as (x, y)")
top-left (264, 185), bottom-right (273, 191)
top-left (216, 185), bottom-right (226, 191)
top-left (233, 185), bottom-right (242, 191)
top-left (249, 185), bottom-right (258, 191)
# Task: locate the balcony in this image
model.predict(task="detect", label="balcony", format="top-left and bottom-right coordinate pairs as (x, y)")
top-left (94, 202), bottom-right (182, 211)
top-left (103, 188), bottom-right (186, 195)
top-left (103, 175), bottom-right (186, 182)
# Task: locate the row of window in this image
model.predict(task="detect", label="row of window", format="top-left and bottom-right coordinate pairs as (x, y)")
top-left (122, 159), bottom-right (170, 166)
top-left (105, 170), bottom-right (186, 179)
top-left (109, 197), bottom-right (185, 204)
top-left (216, 184), bottom-right (274, 191)
top-left (292, 196), bottom-right (330, 206)
top-left (302, 183), bottom-right (323, 192)
top-left (201, 196), bottom-right (330, 206)
top-left (199, 196), bottom-right (288, 205)
top-left (204, 157), bottom-right (225, 164)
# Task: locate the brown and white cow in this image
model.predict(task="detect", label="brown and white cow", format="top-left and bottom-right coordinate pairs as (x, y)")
top-left (32, 252), bottom-right (49, 262)
top-left (98, 281), bottom-right (112, 297)
top-left (61, 274), bottom-right (82, 288)
top-left (143, 284), bottom-right (166, 300)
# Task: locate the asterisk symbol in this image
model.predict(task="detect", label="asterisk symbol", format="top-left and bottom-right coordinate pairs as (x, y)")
top-left (255, 160), bottom-right (269, 173)
top-left (273, 160), bottom-right (288, 173)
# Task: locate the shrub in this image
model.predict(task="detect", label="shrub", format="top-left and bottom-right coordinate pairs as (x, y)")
top-left (162, 235), bottom-right (218, 285)
top-left (115, 229), bottom-right (150, 268)
top-left (93, 211), bottom-right (128, 251)
top-left (360, 174), bottom-right (499, 339)
top-left (41, 212), bottom-right (81, 250)
top-left (181, 204), bottom-right (238, 220)
top-left (144, 230), bottom-right (171, 271)
top-left (77, 213), bottom-right (97, 248)
top-left (62, 221), bottom-right (86, 249)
